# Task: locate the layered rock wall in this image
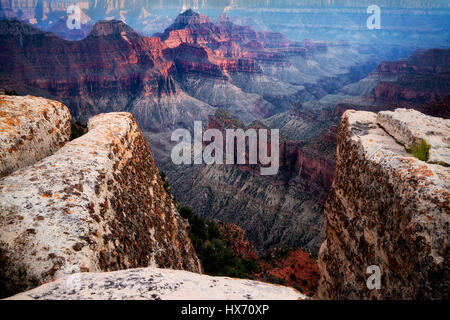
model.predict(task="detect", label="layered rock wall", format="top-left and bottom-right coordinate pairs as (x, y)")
top-left (317, 109), bottom-right (449, 299)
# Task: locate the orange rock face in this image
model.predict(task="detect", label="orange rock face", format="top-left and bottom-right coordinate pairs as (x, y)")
top-left (254, 248), bottom-right (320, 297)
top-left (0, 19), bottom-right (175, 121)
top-left (216, 221), bottom-right (258, 261)
top-left (157, 10), bottom-right (326, 80)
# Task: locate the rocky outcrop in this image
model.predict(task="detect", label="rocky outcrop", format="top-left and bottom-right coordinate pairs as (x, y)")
top-left (0, 95), bottom-right (71, 177)
top-left (165, 43), bottom-right (225, 78)
top-left (377, 109), bottom-right (450, 165)
top-left (0, 104), bottom-right (200, 298)
top-left (0, 19), bottom-right (185, 123)
top-left (317, 109), bottom-right (449, 299)
top-left (5, 267), bottom-right (307, 300)
top-left (216, 222), bottom-right (258, 260)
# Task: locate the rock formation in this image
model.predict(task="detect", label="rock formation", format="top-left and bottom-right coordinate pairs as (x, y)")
top-left (216, 222), bottom-right (258, 260)
top-left (0, 14), bottom-right (376, 127)
top-left (372, 49), bottom-right (450, 103)
top-left (0, 95), bottom-right (71, 177)
top-left (255, 248), bottom-right (320, 297)
top-left (317, 109), bottom-right (449, 299)
top-left (5, 267), bottom-right (307, 300)
top-left (377, 109), bottom-right (450, 166)
top-left (0, 96), bottom-right (201, 298)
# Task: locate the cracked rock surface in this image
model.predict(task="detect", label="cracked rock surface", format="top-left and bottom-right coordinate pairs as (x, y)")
top-left (377, 108), bottom-right (450, 165)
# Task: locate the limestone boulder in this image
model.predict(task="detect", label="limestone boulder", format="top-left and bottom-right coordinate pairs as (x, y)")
top-left (0, 112), bottom-right (201, 298)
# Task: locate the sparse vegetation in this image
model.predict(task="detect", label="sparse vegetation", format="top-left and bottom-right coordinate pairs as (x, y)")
top-left (1, 90), bottom-right (19, 96)
top-left (162, 179), bottom-right (311, 287)
top-left (406, 139), bottom-right (431, 161)
top-left (264, 274), bottom-right (286, 285)
top-left (70, 121), bottom-right (87, 141)
top-left (178, 206), bottom-right (257, 278)
top-left (159, 171), bottom-right (172, 195)
top-left (214, 108), bottom-right (244, 128)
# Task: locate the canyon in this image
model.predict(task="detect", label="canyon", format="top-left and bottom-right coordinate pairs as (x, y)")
top-left (1, 1), bottom-right (448, 47)
top-left (1, 97), bottom-right (448, 300)
top-left (0, 94), bottom-right (308, 300)
top-left (0, 7), bottom-right (449, 299)
top-left (0, 10), bottom-right (399, 258)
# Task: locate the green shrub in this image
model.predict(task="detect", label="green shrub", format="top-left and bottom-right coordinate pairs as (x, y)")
top-left (178, 205), bottom-right (257, 278)
top-left (406, 139), bottom-right (431, 161)
top-left (265, 274), bottom-right (286, 285)
top-left (159, 171), bottom-right (172, 195)
top-left (2, 90), bottom-right (19, 96)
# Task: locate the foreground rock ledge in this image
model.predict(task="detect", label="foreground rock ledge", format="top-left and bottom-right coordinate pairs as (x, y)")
top-left (377, 108), bottom-right (450, 165)
top-left (0, 95), bottom-right (71, 177)
top-left (317, 109), bottom-right (449, 300)
top-left (5, 267), bottom-right (307, 300)
top-left (0, 112), bottom-right (200, 298)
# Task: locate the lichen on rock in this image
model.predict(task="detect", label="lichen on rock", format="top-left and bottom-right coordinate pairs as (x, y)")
top-left (377, 108), bottom-right (450, 166)
top-left (0, 95), bottom-right (71, 177)
top-left (317, 109), bottom-right (449, 300)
